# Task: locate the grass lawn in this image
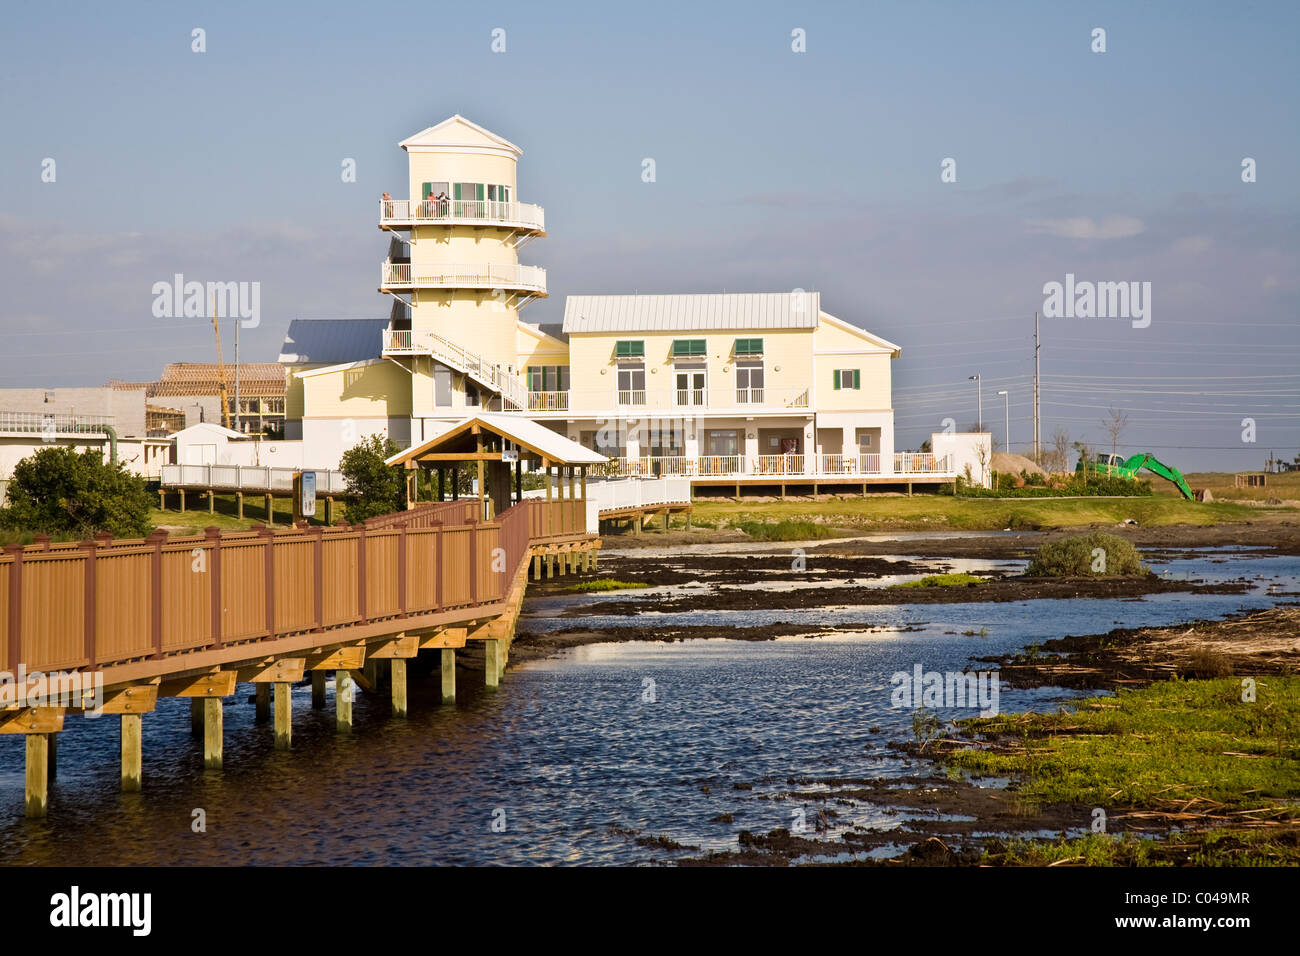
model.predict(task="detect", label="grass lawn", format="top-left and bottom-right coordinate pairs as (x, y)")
top-left (685, 494), bottom-right (1263, 533)
top-left (1153, 470), bottom-right (1300, 502)
top-left (151, 492), bottom-right (344, 534)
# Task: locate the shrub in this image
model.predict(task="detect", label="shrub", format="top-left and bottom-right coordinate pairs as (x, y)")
top-left (1025, 532), bottom-right (1146, 576)
top-left (340, 435), bottom-right (405, 523)
top-left (0, 446), bottom-right (152, 539)
top-left (734, 519), bottom-right (841, 541)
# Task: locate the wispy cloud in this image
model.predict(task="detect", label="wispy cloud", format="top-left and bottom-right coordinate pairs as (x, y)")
top-left (1024, 215), bottom-right (1145, 240)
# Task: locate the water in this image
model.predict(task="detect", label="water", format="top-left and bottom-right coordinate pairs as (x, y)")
top-left (1, 544), bottom-right (1295, 865)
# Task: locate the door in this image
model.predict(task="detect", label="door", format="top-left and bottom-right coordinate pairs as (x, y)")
top-left (675, 369), bottom-right (705, 405)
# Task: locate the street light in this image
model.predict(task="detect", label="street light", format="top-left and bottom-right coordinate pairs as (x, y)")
top-left (969, 374), bottom-right (982, 432)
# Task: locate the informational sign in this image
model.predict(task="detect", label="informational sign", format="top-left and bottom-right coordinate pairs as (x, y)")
top-left (501, 447), bottom-right (519, 463)
top-left (296, 471), bottom-right (316, 518)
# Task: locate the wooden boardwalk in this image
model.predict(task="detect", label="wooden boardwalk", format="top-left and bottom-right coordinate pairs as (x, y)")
top-left (0, 497), bottom-right (596, 817)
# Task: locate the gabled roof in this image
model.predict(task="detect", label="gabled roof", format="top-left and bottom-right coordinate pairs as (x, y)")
top-left (386, 414), bottom-right (606, 468)
top-left (819, 312), bottom-right (902, 357)
top-left (562, 292), bottom-right (822, 334)
top-left (398, 115), bottom-right (522, 158)
top-left (278, 319), bottom-right (388, 365)
top-left (173, 422), bottom-right (245, 441)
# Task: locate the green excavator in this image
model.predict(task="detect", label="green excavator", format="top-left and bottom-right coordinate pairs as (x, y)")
top-left (1075, 452), bottom-right (1195, 500)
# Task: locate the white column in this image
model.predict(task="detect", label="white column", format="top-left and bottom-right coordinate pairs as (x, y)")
top-left (743, 428), bottom-right (758, 473)
top-left (879, 416), bottom-right (896, 475)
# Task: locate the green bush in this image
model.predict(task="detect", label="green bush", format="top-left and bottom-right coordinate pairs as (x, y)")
top-left (340, 435), bottom-right (405, 523)
top-left (960, 474), bottom-right (1153, 499)
top-left (733, 519), bottom-right (841, 541)
top-left (0, 446), bottom-right (153, 539)
top-left (1025, 532), bottom-right (1146, 576)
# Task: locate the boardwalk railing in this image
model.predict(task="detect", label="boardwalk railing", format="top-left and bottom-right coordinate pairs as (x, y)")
top-left (0, 498), bottom-right (586, 679)
top-left (161, 464), bottom-right (349, 494)
top-left (598, 453), bottom-right (953, 479)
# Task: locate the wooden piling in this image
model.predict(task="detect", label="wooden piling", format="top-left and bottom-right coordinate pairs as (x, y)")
top-left (255, 682), bottom-right (270, 720)
top-left (484, 640), bottom-right (501, 688)
top-left (336, 671), bottom-right (353, 731)
top-left (121, 714), bottom-right (142, 792)
top-left (311, 670), bottom-right (326, 709)
top-left (190, 697), bottom-right (203, 735)
top-left (25, 734), bottom-right (49, 818)
top-left (203, 698), bottom-right (222, 769)
top-left (441, 648), bottom-right (456, 701)
top-left (273, 682), bottom-right (291, 750)
top-left (390, 659), bottom-right (407, 717)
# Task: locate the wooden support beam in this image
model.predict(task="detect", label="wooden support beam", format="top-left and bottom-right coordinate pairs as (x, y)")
top-left (367, 633), bottom-right (419, 659)
top-left (336, 671), bottom-right (353, 731)
top-left (26, 733), bottom-right (50, 818)
top-left (97, 684), bottom-right (158, 716)
top-left (0, 707), bottom-right (67, 735)
top-left (390, 659), bottom-right (407, 717)
top-left (418, 626), bottom-right (467, 650)
top-left (203, 697), bottom-right (223, 769)
top-left (121, 713), bottom-right (143, 792)
top-left (311, 670), bottom-right (326, 709)
top-left (305, 645), bottom-right (365, 671)
top-left (162, 670), bottom-right (238, 699)
top-left (236, 491), bottom-right (244, 519)
top-left (265, 493), bottom-right (274, 525)
top-left (273, 682), bottom-right (291, 750)
top-left (190, 697), bottom-right (203, 735)
top-left (441, 648), bottom-right (456, 701)
top-left (48, 731), bottom-right (58, 782)
top-left (255, 682), bottom-right (270, 721)
top-left (207, 490), bottom-right (215, 514)
top-left (238, 658), bottom-right (306, 684)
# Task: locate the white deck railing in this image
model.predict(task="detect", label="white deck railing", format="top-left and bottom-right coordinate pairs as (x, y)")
top-left (380, 260), bottom-right (547, 294)
top-left (598, 453), bottom-right (952, 480)
top-left (379, 198), bottom-right (545, 233)
top-left (161, 464), bottom-right (349, 494)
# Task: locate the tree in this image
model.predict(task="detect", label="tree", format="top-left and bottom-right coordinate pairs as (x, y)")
top-left (1101, 407), bottom-right (1129, 457)
top-left (0, 446), bottom-right (152, 539)
top-left (340, 435), bottom-right (405, 524)
top-left (1042, 427), bottom-right (1071, 474)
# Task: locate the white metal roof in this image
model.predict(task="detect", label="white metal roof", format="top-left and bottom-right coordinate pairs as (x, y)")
top-left (562, 293), bottom-right (822, 334)
top-left (387, 413), bottom-right (606, 467)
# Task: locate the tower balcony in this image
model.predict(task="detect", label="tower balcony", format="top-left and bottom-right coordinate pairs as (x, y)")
top-left (379, 198), bottom-right (545, 235)
top-left (379, 260), bottom-right (548, 296)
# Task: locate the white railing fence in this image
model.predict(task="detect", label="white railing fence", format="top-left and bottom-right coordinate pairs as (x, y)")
top-left (161, 464), bottom-right (349, 494)
top-left (379, 199), bottom-right (545, 232)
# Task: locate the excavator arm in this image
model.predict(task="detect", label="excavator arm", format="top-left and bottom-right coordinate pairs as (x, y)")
top-left (1122, 454), bottom-right (1194, 501)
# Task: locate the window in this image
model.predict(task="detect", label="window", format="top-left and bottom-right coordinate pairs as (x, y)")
top-left (614, 340), bottom-right (645, 359)
top-left (706, 429), bottom-right (739, 456)
top-left (735, 338), bottom-right (763, 356)
top-left (453, 182), bottom-right (484, 201)
top-left (736, 360), bottom-right (764, 403)
top-left (617, 363), bottom-right (645, 404)
top-left (422, 181), bottom-right (448, 199)
top-left (527, 365), bottom-right (569, 392)
top-left (433, 367), bottom-right (453, 407)
top-left (833, 369), bottom-right (861, 390)
top-left (486, 184), bottom-right (512, 202)
top-left (672, 338), bottom-right (706, 358)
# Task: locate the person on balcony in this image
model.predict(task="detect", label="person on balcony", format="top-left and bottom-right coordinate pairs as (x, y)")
top-left (381, 192), bottom-right (392, 202)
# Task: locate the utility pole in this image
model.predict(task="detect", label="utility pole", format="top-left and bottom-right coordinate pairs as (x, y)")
top-left (969, 374), bottom-right (982, 431)
top-left (998, 390), bottom-right (1009, 452)
top-left (234, 313), bottom-right (241, 434)
top-left (1033, 310), bottom-right (1040, 461)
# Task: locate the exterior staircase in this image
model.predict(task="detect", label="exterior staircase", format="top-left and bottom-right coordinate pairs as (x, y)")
top-left (384, 328), bottom-right (528, 412)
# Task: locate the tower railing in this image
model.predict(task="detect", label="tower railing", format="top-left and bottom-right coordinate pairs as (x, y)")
top-left (379, 198), bottom-right (545, 233)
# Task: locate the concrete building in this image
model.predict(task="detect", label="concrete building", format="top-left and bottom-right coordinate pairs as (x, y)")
top-left (278, 115), bottom-right (986, 492)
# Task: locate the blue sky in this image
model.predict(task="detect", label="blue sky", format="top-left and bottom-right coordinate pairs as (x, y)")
top-left (1, 0), bottom-right (1296, 469)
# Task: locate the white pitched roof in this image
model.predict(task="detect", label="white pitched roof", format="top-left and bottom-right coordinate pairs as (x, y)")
top-left (398, 115), bottom-right (522, 158)
top-left (562, 293), bottom-right (821, 333)
top-left (387, 413), bottom-right (606, 467)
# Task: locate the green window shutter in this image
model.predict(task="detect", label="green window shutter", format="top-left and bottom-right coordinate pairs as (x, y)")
top-left (477, 184), bottom-right (485, 201)
top-left (853, 369), bottom-right (861, 389)
top-left (452, 183), bottom-right (461, 200)
top-left (736, 337), bottom-right (763, 355)
top-left (422, 182), bottom-right (433, 198)
top-left (833, 370), bottom-right (841, 391)
top-left (616, 340), bottom-right (645, 358)
top-left (673, 339), bottom-right (705, 357)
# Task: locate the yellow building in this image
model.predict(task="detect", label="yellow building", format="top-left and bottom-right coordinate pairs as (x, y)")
top-left (280, 115), bottom-right (940, 485)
